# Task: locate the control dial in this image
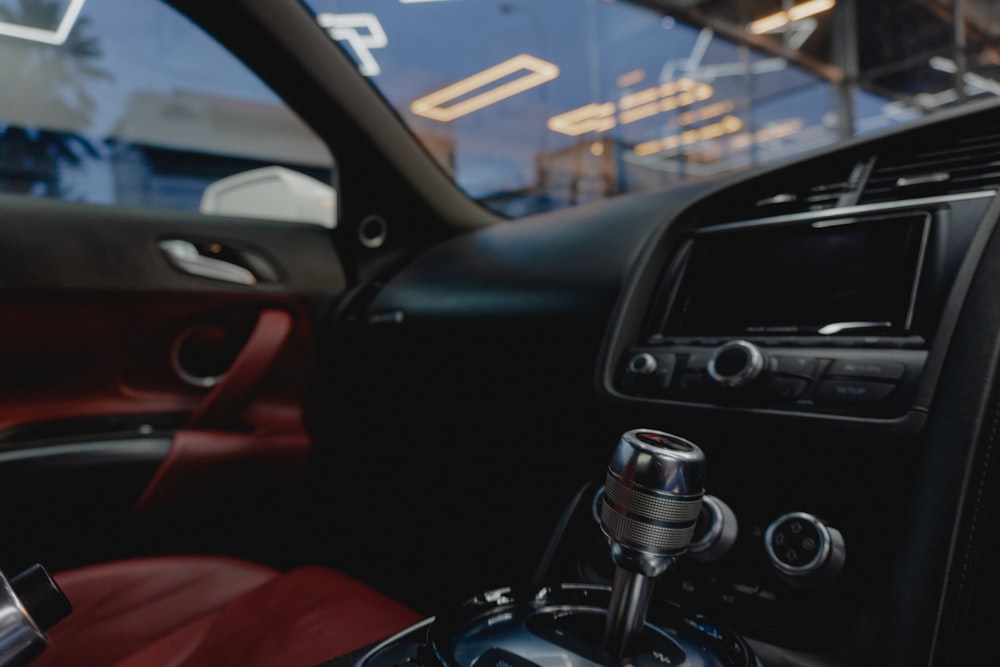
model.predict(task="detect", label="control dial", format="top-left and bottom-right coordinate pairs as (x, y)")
top-left (707, 340), bottom-right (766, 388)
top-left (765, 512), bottom-right (846, 587)
top-left (688, 495), bottom-right (739, 562)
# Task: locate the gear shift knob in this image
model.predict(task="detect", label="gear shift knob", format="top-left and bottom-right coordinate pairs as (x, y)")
top-left (600, 429), bottom-right (706, 656)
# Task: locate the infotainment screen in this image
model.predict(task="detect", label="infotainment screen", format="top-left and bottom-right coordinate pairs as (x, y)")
top-left (662, 213), bottom-right (929, 337)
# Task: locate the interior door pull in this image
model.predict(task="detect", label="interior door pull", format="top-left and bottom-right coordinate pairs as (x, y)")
top-left (185, 309), bottom-right (293, 429)
top-left (159, 239), bottom-right (257, 286)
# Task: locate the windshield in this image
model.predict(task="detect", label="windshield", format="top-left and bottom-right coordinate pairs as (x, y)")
top-left (306, 0), bottom-right (997, 218)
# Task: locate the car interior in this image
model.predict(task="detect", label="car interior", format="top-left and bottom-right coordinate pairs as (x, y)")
top-left (2, 0), bottom-right (1000, 666)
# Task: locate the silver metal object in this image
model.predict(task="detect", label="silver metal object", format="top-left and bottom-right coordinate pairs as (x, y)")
top-left (0, 572), bottom-right (47, 667)
top-left (159, 239), bottom-right (257, 286)
top-left (169, 326), bottom-right (228, 388)
top-left (896, 172), bottom-right (949, 188)
top-left (627, 352), bottom-right (658, 375)
top-left (817, 321), bottom-right (893, 336)
top-left (764, 511), bottom-right (846, 584)
top-left (707, 340), bottom-right (766, 388)
top-left (358, 215), bottom-right (388, 249)
top-left (689, 494), bottom-right (739, 562)
top-left (601, 429), bottom-right (706, 656)
top-left (352, 616), bottom-right (435, 667)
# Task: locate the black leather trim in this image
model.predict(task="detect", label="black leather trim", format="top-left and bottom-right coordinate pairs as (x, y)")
top-left (883, 196), bottom-right (1000, 664)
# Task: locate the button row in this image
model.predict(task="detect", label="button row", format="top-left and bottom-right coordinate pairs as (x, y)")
top-left (621, 346), bottom-right (915, 407)
top-left (652, 336), bottom-right (925, 349)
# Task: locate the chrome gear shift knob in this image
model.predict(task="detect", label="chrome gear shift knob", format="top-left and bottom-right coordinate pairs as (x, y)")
top-left (600, 429), bottom-right (706, 656)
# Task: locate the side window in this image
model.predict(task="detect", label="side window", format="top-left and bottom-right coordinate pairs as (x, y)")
top-left (0, 0), bottom-right (334, 225)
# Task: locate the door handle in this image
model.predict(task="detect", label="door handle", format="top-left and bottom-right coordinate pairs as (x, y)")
top-left (159, 239), bottom-right (257, 286)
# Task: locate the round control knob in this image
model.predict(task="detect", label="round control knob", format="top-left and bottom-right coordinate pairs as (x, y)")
top-left (765, 512), bottom-right (845, 587)
top-left (707, 340), bottom-right (766, 388)
top-left (626, 352), bottom-right (658, 376)
top-left (688, 495), bottom-right (739, 562)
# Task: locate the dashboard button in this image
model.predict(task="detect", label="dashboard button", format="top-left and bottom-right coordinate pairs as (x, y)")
top-left (773, 356), bottom-right (819, 378)
top-left (768, 377), bottom-right (808, 401)
top-left (674, 372), bottom-right (709, 397)
top-left (828, 359), bottom-right (905, 381)
top-left (814, 379), bottom-right (896, 404)
top-left (653, 354), bottom-right (677, 389)
top-left (686, 352), bottom-right (710, 371)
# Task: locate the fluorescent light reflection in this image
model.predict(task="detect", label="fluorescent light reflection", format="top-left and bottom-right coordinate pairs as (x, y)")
top-left (749, 0), bottom-right (835, 35)
top-left (410, 54), bottom-right (559, 122)
top-left (548, 78), bottom-right (715, 136)
top-left (547, 103), bottom-right (617, 136)
top-left (618, 78), bottom-right (713, 125)
top-left (0, 0), bottom-right (86, 45)
top-left (633, 116), bottom-right (743, 157)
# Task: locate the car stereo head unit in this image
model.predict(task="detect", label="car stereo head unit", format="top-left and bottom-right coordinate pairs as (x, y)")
top-left (659, 212), bottom-right (930, 339)
top-left (614, 211), bottom-right (941, 423)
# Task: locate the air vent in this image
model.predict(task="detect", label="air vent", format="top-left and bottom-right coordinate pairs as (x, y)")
top-left (716, 158), bottom-right (867, 222)
top-left (752, 179), bottom-right (851, 214)
top-left (859, 123), bottom-right (1000, 204)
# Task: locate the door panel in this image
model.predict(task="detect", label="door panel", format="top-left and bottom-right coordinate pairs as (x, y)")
top-left (0, 195), bottom-right (345, 572)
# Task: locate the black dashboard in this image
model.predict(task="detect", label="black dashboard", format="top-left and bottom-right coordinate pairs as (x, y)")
top-left (316, 100), bottom-right (1000, 666)
top-left (603, 103), bottom-right (1000, 433)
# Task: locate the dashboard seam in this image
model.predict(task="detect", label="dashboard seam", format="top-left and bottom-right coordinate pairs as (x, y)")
top-left (948, 374), bottom-right (1000, 662)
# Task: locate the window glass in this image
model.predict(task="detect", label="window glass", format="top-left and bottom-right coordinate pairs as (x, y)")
top-left (0, 0), bottom-right (333, 222)
top-left (306, 0), bottom-right (999, 219)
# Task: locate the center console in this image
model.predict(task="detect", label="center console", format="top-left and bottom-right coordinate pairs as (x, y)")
top-left (350, 430), bottom-right (762, 667)
top-left (606, 190), bottom-right (996, 429)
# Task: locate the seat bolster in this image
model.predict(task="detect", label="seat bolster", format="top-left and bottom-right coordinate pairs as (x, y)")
top-left (34, 558), bottom-right (422, 667)
top-left (36, 556), bottom-right (278, 667)
top-left (167, 566), bottom-right (423, 667)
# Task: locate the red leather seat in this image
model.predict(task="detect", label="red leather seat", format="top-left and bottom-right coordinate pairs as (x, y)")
top-left (33, 556), bottom-right (422, 667)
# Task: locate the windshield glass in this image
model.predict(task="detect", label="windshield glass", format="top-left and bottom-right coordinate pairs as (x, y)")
top-left (306, 0), bottom-right (997, 218)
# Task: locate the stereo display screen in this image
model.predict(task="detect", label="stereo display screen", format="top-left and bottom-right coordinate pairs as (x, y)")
top-left (663, 214), bottom-right (929, 337)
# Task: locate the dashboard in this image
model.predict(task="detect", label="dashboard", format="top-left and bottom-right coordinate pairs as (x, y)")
top-left (604, 104), bottom-right (999, 431)
top-left (317, 99), bottom-right (1000, 666)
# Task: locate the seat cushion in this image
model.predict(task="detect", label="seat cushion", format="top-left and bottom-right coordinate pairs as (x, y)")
top-left (34, 556), bottom-right (422, 667)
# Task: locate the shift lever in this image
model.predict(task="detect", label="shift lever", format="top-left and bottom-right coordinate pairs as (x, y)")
top-left (600, 429), bottom-right (706, 656)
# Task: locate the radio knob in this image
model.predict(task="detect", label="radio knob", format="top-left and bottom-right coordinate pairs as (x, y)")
top-left (706, 340), bottom-right (766, 388)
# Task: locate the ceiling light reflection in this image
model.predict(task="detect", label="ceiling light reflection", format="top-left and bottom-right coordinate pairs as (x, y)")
top-left (618, 78), bottom-right (713, 125)
top-left (749, 0), bottom-right (835, 35)
top-left (633, 115), bottom-right (743, 157)
top-left (410, 54), bottom-right (559, 122)
top-left (547, 103), bottom-right (617, 136)
top-left (617, 68), bottom-right (646, 89)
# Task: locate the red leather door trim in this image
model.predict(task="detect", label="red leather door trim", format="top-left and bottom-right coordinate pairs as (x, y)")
top-left (135, 309), bottom-right (309, 510)
top-left (134, 429), bottom-right (309, 509)
top-left (186, 309), bottom-right (293, 430)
